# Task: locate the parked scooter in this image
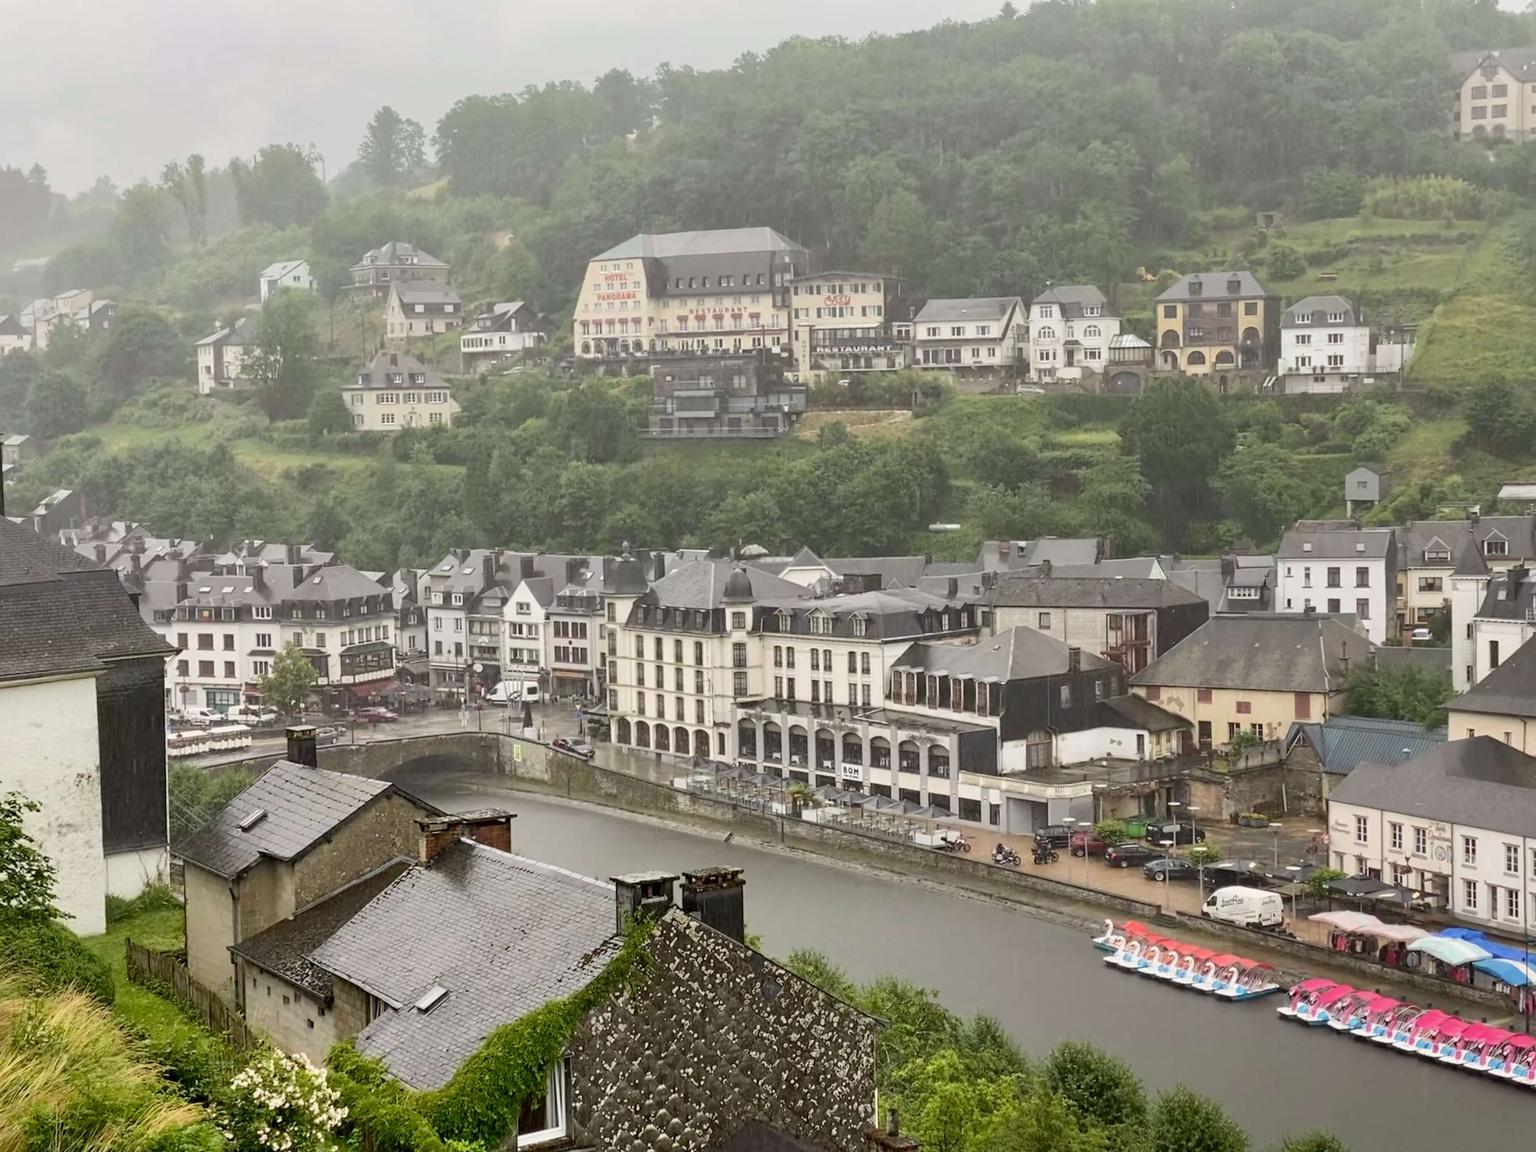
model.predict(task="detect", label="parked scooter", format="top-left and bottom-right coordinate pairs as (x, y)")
top-left (992, 844), bottom-right (1021, 867)
top-left (1032, 844), bottom-right (1060, 865)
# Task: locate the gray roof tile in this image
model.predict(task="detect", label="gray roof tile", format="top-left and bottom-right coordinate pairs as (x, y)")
top-left (1329, 737), bottom-right (1536, 839)
top-left (175, 762), bottom-right (435, 879)
top-left (1451, 639), bottom-right (1536, 719)
top-left (312, 840), bottom-right (620, 1090)
top-left (1285, 715), bottom-right (1446, 776)
top-left (596, 227), bottom-right (803, 262)
top-left (893, 626), bottom-right (1111, 681)
top-left (1131, 614), bottom-right (1371, 693)
top-left (914, 297), bottom-right (1022, 324)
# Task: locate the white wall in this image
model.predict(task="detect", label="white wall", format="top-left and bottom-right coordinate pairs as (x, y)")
top-left (1056, 725), bottom-right (1146, 765)
top-left (0, 676), bottom-right (107, 935)
top-left (1281, 324), bottom-right (1370, 376)
top-left (106, 845), bottom-right (169, 899)
top-left (1471, 617), bottom-right (1534, 688)
top-left (1274, 556), bottom-right (1390, 644)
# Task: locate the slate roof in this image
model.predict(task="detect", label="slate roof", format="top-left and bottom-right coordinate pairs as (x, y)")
top-left (1402, 517), bottom-right (1536, 566)
top-left (1099, 694), bottom-right (1190, 733)
top-left (914, 297), bottom-right (1022, 325)
top-left (1451, 46), bottom-right (1536, 83)
top-left (1156, 271), bottom-right (1271, 301)
top-left (174, 762), bottom-right (439, 879)
top-left (1450, 639), bottom-right (1536, 719)
top-left (596, 227), bottom-right (803, 262)
top-left (1476, 569), bottom-right (1536, 621)
top-left (515, 575), bottom-right (556, 609)
top-left (0, 519), bottom-right (173, 683)
top-left (352, 241), bottom-right (447, 271)
top-left (759, 589), bottom-right (970, 640)
top-left (1277, 523), bottom-right (1395, 560)
top-left (1374, 644), bottom-right (1452, 677)
top-left (988, 574), bottom-right (1205, 610)
top-left (312, 839), bottom-right (621, 1091)
top-left (825, 555), bottom-right (930, 589)
top-left (1282, 295), bottom-right (1359, 327)
top-left (390, 284), bottom-right (462, 307)
top-left (646, 559), bottom-right (808, 611)
top-left (1285, 715), bottom-right (1446, 776)
top-left (1130, 614), bottom-right (1371, 693)
top-left (260, 260), bottom-right (308, 282)
top-left (893, 626), bottom-right (1111, 681)
top-left (229, 859), bottom-right (412, 999)
top-left (1329, 737), bottom-right (1536, 839)
top-left (1030, 284), bottom-right (1111, 318)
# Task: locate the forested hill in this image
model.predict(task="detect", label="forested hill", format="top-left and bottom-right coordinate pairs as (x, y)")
top-left (423, 0), bottom-right (1526, 307)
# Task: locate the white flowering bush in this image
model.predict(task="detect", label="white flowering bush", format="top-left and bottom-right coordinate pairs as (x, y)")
top-left (219, 1048), bottom-right (347, 1152)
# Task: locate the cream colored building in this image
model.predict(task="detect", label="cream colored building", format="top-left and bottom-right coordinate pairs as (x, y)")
top-left (385, 284), bottom-right (462, 343)
top-left (573, 227), bottom-right (808, 361)
top-left (343, 350), bottom-right (459, 432)
top-left (1399, 517), bottom-right (1535, 651)
top-left (1154, 271), bottom-right (1279, 385)
top-left (194, 317), bottom-right (257, 394)
top-left (1451, 48), bottom-right (1536, 141)
top-left (1129, 614), bottom-right (1365, 751)
top-left (788, 271), bottom-right (911, 379)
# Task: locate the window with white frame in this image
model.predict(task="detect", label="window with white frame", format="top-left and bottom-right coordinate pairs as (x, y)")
top-left (1414, 826), bottom-right (1427, 855)
top-left (1464, 878), bottom-right (1479, 911)
top-left (1507, 843), bottom-right (1521, 874)
top-left (1354, 815), bottom-right (1368, 844)
top-left (1389, 822), bottom-right (1402, 851)
top-left (1509, 887), bottom-right (1521, 921)
top-left (1463, 835), bottom-right (1478, 865)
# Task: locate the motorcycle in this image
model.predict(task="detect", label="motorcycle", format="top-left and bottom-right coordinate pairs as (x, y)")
top-left (992, 844), bottom-right (1021, 867)
top-left (1032, 844), bottom-right (1060, 865)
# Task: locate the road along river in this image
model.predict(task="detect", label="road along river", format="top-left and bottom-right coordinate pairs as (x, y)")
top-left (397, 769), bottom-right (1526, 1152)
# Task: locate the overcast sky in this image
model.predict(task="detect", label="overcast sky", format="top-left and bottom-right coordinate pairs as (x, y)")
top-left (1, 0), bottom-right (1000, 194)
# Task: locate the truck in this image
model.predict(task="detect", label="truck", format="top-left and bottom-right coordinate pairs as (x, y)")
top-left (486, 680), bottom-right (541, 705)
top-left (1201, 885), bottom-right (1284, 929)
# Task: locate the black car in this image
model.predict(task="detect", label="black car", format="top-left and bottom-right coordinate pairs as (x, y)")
top-left (1105, 842), bottom-right (1161, 868)
top-left (1033, 824), bottom-right (1073, 848)
top-left (1143, 857), bottom-right (1197, 882)
top-left (1143, 820), bottom-right (1206, 846)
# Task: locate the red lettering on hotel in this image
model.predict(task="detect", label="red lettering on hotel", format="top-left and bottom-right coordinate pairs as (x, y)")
top-left (823, 295), bottom-right (852, 307)
top-left (596, 290), bottom-right (637, 302)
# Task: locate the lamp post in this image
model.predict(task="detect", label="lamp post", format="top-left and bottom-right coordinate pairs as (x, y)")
top-left (1269, 821), bottom-right (1284, 873)
top-left (1159, 838), bottom-right (1175, 910)
top-left (1285, 865), bottom-right (1302, 925)
top-left (1063, 816), bottom-right (1079, 886)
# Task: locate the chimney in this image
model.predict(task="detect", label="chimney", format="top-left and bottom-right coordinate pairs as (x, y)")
top-left (286, 543), bottom-right (302, 565)
top-left (389, 352), bottom-right (398, 367)
top-left (130, 552), bottom-right (142, 575)
top-left (251, 563), bottom-right (265, 591)
top-left (945, 577), bottom-right (958, 599)
top-left (611, 871), bottom-right (678, 932)
top-left (680, 866), bottom-right (746, 944)
top-left (483, 552), bottom-right (496, 586)
top-left (566, 557), bottom-right (584, 584)
top-left (176, 556), bottom-right (191, 581)
top-left (1471, 509), bottom-right (1481, 528)
top-left (1068, 646), bottom-right (1082, 673)
top-left (1101, 534), bottom-right (1117, 560)
top-left (997, 540), bottom-right (1011, 561)
top-left (1039, 558), bottom-right (1053, 578)
top-left (293, 563), bottom-right (308, 587)
top-left (863, 1111), bottom-right (920, 1152)
top-left (175, 580), bottom-right (189, 604)
top-left (416, 810), bottom-right (516, 864)
top-left (285, 725), bottom-right (319, 767)
top-left (520, 554), bottom-right (536, 580)
top-left (93, 543), bottom-right (106, 564)
top-left (1219, 555), bottom-right (1235, 582)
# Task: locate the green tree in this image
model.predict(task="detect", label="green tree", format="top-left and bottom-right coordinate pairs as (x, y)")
top-left (1343, 663), bottom-right (1452, 727)
top-left (307, 390), bottom-right (355, 438)
top-left (0, 792), bottom-right (63, 920)
top-left (1148, 1086), bottom-right (1248, 1152)
top-left (358, 106), bottom-right (427, 188)
top-left (990, 1090), bottom-right (1108, 1152)
top-left (1217, 444), bottom-right (1319, 545)
top-left (1307, 867), bottom-right (1347, 900)
top-left (169, 762), bottom-right (254, 843)
top-left (159, 153), bottom-right (209, 244)
top-left (1040, 1041), bottom-right (1147, 1131)
top-left (229, 143), bottom-right (327, 228)
top-left (1265, 245), bottom-right (1306, 281)
top-left (1274, 1134), bottom-right (1349, 1152)
top-left (108, 183), bottom-right (171, 278)
top-left (1118, 378), bottom-right (1234, 548)
top-left (90, 305), bottom-right (184, 411)
top-left (248, 289), bottom-right (320, 420)
top-left (260, 641), bottom-right (318, 717)
top-left (23, 368), bottom-right (88, 439)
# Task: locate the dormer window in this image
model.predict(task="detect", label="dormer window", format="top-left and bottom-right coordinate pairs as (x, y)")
top-left (809, 611), bottom-right (831, 636)
top-left (1227, 278), bottom-right (1242, 294)
top-left (1425, 548), bottom-right (1450, 565)
top-left (851, 615), bottom-right (868, 638)
top-left (1486, 537), bottom-right (1509, 557)
top-left (774, 608), bottom-right (792, 631)
top-left (1301, 542), bottom-right (1313, 553)
top-left (452, 593), bottom-right (464, 605)
top-left (1189, 280), bottom-right (1203, 297)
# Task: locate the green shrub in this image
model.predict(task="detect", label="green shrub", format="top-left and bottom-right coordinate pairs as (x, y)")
top-left (1364, 175), bottom-right (1495, 221)
top-left (106, 884), bottom-right (181, 926)
top-left (0, 912), bottom-right (115, 1005)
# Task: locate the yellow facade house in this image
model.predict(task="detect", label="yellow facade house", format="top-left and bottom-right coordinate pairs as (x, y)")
top-left (1154, 271), bottom-right (1279, 388)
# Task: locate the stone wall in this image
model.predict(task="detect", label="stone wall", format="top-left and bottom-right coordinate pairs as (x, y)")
top-left (1225, 744), bottom-right (1327, 819)
top-left (568, 911), bottom-right (877, 1152)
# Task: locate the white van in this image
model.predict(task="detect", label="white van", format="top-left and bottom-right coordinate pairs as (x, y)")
top-left (1201, 886), bottom-right (1284, 929)
top-left (486, 680), bottom-right (541, 705)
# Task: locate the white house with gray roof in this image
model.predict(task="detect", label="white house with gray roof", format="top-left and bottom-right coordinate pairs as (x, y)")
top-left (349, 241), bottom-right (449, 297)
top-left (1275, 521), bottom-right (1397, 645)
top-left (258, 259), bottom-right (315, 302)
top-left (385, 283), bottom-right (463, 343)
top-left (1028, 285), bottom-right (1119, 382)
top-left (913, 297), bottom-right (1027, 373)
top-left (1280, 295), bottom-right (1372, 393)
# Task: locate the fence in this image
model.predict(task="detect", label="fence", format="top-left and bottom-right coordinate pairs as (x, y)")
top-left (125, 939), bottom-right (258, 1051)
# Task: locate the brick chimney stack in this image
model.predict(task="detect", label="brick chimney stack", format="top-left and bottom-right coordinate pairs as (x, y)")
top-left (286, 725), bottom-right (319, 767)
top-left (680, 866), bottom-right (746, 943)
top-left (612, 871), bottom-right (678, 933)
top-left (416, 810), bottom-right (516, 864)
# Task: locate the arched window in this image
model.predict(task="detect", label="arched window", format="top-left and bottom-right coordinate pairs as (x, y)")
top-left (1036, 325), bottom-right (1056, 341)
top-left (1187, 350), bottom-right (1207, 366)
top-left (1083, 325), bottom-right (1101, 339)
top-left (580, 341), bottom-right (591, 355)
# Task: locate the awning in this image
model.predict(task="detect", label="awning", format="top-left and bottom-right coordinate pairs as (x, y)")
top-left (1309, 911), bottom-right (1382, 933)
top-left (1473, 957), bottom-right (1536, 987)
top-left (342, 640), bottom-right (393, 655)
top-left (1407, 936), bottom-right (1491, 967)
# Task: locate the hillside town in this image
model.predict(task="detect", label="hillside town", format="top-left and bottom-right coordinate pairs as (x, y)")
top-left (14, 13), bottom-right (1536, 1152)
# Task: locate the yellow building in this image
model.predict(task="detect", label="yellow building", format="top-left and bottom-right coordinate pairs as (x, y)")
top-left (1129, 614), bottom-right (1366, 751)
top-left (573, 228), bottom-right (807, 362)
top-left (787, 271), bottom-right (912, 379)
top-left (1451, 48), bottom-right (1536, 141)
top-left (1154, 271), bottom-right (1279, 388)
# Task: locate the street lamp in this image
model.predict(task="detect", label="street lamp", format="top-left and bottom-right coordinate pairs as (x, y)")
top-left (1062, 816), bottom-right (1079, 886)
top-left (1269, 821), bottom-right (1284, 872)
top-left (1284, 865), bottom-right (1302, 925)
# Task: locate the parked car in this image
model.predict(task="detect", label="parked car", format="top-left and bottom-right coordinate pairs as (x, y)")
top-left (178, 706), bottom-right (224, 728)
top-left (355, 706), bottom-right (398, 723)
top-left (1143, 820), bottom-right (1205, 846)
top-left (1105, 842), bottom-right (1162, 869)
top-left (233, 705), bottom-right (278, 727)
top-left (1069, 830), bottom-right (1108, 857)
top-left (1143, 857), bottom-right (1196, 882)
top-left (551, 737), bottom-right (595, 761)
top-left (1033, 824), bottom-right (1073, 849)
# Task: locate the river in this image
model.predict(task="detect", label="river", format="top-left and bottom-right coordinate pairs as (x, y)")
top-left (397, 769), bottom-right (1523, 1151)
